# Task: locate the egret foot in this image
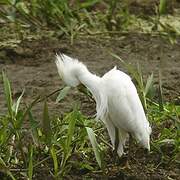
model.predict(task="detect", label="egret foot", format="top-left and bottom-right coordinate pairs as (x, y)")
top-left (118, 154), bottom-right (131, 170)
top-left (121, 135), bottom-right (134, 170)
top-left (122, 156), bottom-right (131, 169)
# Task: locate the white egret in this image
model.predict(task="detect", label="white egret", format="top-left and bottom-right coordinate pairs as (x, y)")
top-left (55, 54), bottom-right (151, 157)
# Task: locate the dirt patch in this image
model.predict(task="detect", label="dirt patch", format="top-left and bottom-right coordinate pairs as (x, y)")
top-left (0, 34), bottom-right (180, 179)
top-left (0, 34), bottom-right (179, 114)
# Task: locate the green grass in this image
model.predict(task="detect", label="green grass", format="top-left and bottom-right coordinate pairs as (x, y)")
top-left (0, 63), bottom-right (179, 179)
top-left (0, 0), bottom-right (179, 44)
top-left (0, 72), bottom-right (105, 179)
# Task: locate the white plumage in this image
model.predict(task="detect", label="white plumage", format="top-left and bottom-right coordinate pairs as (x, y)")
top-left (55, 54), bottom-right (151, 157)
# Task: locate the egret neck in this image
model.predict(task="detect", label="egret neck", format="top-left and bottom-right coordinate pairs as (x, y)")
top-left (77, 68), bottom-right (108, 120)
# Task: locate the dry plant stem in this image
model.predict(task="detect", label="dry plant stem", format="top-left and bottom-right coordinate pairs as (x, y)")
top-left (79, 31), bottom-right (168, 37)
top-left (33, 149), bottom-right (63, 169)
top-left (37, 88), bottom-right (64, 103)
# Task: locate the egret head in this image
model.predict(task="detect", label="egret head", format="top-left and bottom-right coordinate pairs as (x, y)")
top-left (55, 54), bottom-right (87, 87)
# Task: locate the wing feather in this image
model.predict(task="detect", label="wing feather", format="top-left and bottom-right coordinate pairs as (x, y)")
top-left (102, 68), bottom-right (151, 150)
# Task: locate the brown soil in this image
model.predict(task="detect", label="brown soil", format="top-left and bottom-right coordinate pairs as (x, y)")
top-left (0, 34), bottom-right (180, 179)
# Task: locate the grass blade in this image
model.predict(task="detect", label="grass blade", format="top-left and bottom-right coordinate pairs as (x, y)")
top-left (42, 100), bottom-right (52, 145)
top-left (79, 0), bottom-right (101, 9)
top-left (28, 145), bottom-right (33, 180)
top-left (86, 127), bottom-right (102, 168)
top-left (50, 145), bottom-right (58, 177)
top-left (145, 73), bottom-right (154, 96)
top-left (56, 86), bottom-right (70, 103)
top-left (137, 63), bottom-right (147, 111)
top-left (66, 111), bottom-right (76, 152)
top-left (59, 111), bottom-right (77, 175)
top-left (2, 71), bottom-right (13, 117)
top-left (28, 111), bottom-right (39, 145)
top-left (13, 89), bottom-right (25, 115)
top-left (159, 0), bottom-right (167, 15)
top-left (158, 70), bottom-right (164, 111)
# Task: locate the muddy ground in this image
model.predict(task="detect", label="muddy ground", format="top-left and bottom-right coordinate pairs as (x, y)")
top-left (0, 33), bottom-right (180, 179)
top-left (0, 34), bottom-right (179, 115)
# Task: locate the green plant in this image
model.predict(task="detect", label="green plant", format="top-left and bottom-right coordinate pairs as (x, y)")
top-left (159, 0), bottom-right (168, 15)
top-left (150, 102), bottom-right (179, 166)
top-left (0, 72), bottom-right (105, 179)
top-left (0, 0), bottom-right (102, 44)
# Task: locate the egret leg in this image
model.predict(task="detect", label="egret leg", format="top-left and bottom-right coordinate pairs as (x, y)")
top-left (123, 134), bottom-right (133, 169)
top-left (114, 127), bottom-right (119, 153)
top-left (114, 128), bottom-right (129, 164)
top-left (112, 127), bottom-right (119, 162)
